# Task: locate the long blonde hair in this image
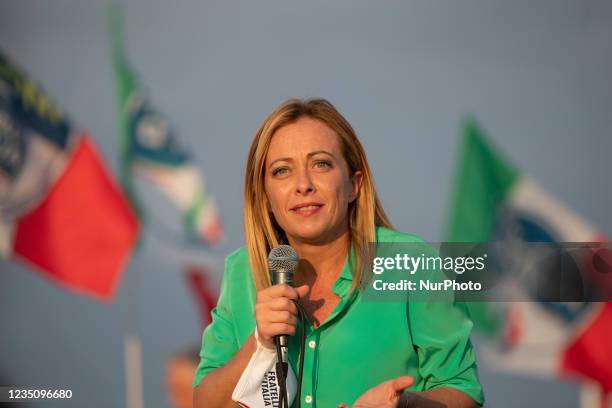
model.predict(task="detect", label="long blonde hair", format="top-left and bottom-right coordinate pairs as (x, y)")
top-left (244, 98), bottom-right (392, 292)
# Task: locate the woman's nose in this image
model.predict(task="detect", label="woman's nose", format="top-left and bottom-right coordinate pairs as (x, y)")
top-left (295, 168), bottom-right (314, 195)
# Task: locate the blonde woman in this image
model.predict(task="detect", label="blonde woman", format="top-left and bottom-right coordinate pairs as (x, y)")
top-left (193, 99), bottom-right (483, 408)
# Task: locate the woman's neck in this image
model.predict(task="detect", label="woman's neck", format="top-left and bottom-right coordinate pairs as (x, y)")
top-left (288, 229), bottom-right (350, 285)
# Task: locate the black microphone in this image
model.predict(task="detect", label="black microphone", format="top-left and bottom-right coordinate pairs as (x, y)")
top-left (268, 245), bottom-right (300, 408)
top-left (268, 245), bottom-right (299, 350)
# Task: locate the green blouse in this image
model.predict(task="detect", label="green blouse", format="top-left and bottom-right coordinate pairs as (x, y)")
top-left (193, 227), bottom-right (484, 407)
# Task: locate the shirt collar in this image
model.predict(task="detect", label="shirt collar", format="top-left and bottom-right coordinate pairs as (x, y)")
top-left (332, 251), bottom-right (354, 298)
top-left (334, 226), bottom-right (381, 288)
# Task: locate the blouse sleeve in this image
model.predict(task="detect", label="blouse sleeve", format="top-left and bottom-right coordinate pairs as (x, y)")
top-left (408, 287), bottom-right (485, 405)
top-left (395, 235), bottom-right (484, 405)
top-left (382, 230), bottom-right (484, 405)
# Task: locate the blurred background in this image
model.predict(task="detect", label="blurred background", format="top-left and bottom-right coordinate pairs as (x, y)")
top-left (1, 0), bottom-right (611, 407)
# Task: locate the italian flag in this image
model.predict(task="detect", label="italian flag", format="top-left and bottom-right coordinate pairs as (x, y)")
top-left (109, 8), bottom-right (223, 246)
top-left (11, 136), bottom-right (139, 300)
top-left (0, 51), bottom-right (139, 301)
top-left (447, 118), bottom-right (612, 405)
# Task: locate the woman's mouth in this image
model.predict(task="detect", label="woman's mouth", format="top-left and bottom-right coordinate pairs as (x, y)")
top-left (290, 203), bottom-right (324, 216)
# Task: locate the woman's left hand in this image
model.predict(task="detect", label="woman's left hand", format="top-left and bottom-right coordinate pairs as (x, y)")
top-left (337, 376), bottom-right (414, 408)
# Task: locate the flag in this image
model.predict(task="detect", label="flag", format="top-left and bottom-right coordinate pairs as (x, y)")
top-left (447, 118), bottom-right (612, 400)
top-left (109, 7), bottom-right (223, 246)
top-left (0, 51), bottom-right (138, 300)
top-left (183, 265), bottom-right (218, 328)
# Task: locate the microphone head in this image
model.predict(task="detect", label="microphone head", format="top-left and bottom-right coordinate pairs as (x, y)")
top-left (268, 245), bottom-right (299, 273)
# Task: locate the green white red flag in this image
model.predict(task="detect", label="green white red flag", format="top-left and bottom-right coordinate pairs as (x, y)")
top-left (0, 51), bottom-right (138, 300)
top-left (109, 9), bottom-right (223, 246)
top-left (447, 118), bottom-right (612, 402)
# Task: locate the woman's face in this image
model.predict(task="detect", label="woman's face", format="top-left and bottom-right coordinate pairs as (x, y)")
top-left (264, 117), bottom-right (362, 245)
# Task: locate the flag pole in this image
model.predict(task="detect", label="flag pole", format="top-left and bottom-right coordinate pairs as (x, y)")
top-left (108, 4), bottom-right (145, 407)
top-left (123, 262), bottom-right (144, 408)
top-left (578, 374), bottom-right (607, 408)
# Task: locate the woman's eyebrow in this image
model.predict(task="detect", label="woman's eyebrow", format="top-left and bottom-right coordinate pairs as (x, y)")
top-left (307, 150), bottom-right (335, 159)
top-left (269, 150), bottom-right (335, 167)
top-left (269, 157), bottom-right (293, 167)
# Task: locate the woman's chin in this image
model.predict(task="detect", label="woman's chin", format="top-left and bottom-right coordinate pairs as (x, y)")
top-left (285, 226), bottom-right (327, 244)
top-left (285, 225), bottom-right (346, 246)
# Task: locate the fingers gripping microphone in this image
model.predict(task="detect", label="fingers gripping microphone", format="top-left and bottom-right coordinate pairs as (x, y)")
top-left (268, 245), bottom-right (299, 350)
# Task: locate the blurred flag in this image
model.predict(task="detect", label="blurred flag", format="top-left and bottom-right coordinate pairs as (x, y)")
top-left (109, 8), bottom-right (223, 245)
top-left (447, 118), bottom-right (612, 401)
top-left (184, 265), bottom-right (218, 328)
top-left (0, 51), bottom-right (138, 300)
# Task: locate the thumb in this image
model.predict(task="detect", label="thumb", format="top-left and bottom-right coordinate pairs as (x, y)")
top-left (296, 284), bottom-right (310, 299)
top-left (390, 376), bottom-right (414, 393)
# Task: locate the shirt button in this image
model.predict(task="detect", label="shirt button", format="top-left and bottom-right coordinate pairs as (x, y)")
top-left (308, 340), bottom-right (316, 349)
top-left (305, 395), bottom-right (313, 404)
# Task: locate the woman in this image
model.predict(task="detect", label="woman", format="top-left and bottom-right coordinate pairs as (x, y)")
top-left (193, 99), bottom-right (483, 408)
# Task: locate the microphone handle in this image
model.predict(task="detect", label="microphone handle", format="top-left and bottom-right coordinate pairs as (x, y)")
top-left (272, 269), bottom-right (294, 286)
top-left (272, 269), bottom-right (294, 350)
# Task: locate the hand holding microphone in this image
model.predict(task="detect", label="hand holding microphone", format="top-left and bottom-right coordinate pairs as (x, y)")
top-left (254, 245), bottom-right (309, 350)
top-left (254, 283), bottom-right (309, 349)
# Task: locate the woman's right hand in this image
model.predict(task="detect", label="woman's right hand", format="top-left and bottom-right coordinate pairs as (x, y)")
top-left (254, 284), bottom-right (310, 349)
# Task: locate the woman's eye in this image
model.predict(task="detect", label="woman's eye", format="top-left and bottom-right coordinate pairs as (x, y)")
top-left (313, 160), bottom-right (332, 169)
top-left (271, 166), bottom-right (289, 176)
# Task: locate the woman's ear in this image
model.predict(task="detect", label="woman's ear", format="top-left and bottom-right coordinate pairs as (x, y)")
top-left (349, 170), bottom-right (363, 203)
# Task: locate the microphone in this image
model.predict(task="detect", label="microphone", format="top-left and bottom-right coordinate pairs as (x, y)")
top-left (268, 245), bottom-right (299, 351)
top-left (268, 245), bottom-right (300, 408)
